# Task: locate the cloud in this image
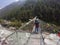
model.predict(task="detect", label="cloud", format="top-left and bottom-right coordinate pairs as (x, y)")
top-left (0, 8), bottom-right (2, 9)
top-left (15, 0), bottom-right (19, 2)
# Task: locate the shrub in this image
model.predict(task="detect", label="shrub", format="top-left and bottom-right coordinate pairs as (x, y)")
top-left (9, 20), bottom-right (22, 28)
top-left (53, 29), bottom-right (58, 33)
top-left (0, 19), bottom-right (4, 24)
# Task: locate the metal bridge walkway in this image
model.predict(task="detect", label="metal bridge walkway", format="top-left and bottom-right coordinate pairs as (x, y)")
top-left (2, 17), bottom-right (45, 45)
top-left (26, 33), bottom-right (40, 45)
top-left (24, 31), bottom-right (45, 45)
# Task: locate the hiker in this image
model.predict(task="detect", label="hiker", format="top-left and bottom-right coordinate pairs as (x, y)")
top-left (34, 18), bottom-right (39, 33)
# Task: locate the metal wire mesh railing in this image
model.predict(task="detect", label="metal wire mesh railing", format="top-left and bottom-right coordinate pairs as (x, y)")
top-left (2, 17), bottom-right (51, 45)
top-left (2, 17), bottom-right (36, 45)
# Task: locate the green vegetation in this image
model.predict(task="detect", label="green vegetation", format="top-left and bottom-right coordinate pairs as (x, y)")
top-left (0, 19), bottom-right (22, 28)
top-left (0, 19), bottom-right (4, 23)
top-left (8, 20), bottom-right (22, 28)
top-left (41, 23), bottom-right (59, 33)
top-left (0, 0), bottom-right (60, 26)
top-left (53, 29), bottom-right (58, 33)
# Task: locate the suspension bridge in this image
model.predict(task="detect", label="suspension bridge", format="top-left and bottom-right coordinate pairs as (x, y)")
top-left (1, 17), bottom-right (46, 45)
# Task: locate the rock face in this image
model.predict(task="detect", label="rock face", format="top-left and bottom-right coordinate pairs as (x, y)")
top-left (0, 25), bottom-right (13, 45)
top-left (43, 33), bottom-right (60, 45)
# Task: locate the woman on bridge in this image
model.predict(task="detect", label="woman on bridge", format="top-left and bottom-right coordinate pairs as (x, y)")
top-left (34, 18), bottom-right (39, 33)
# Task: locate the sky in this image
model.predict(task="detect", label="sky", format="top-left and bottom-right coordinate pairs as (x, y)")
top-left (0, 0), bottom-right (25, 9)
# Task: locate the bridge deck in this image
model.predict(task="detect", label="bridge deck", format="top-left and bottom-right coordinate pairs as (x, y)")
top-left (27, 33), bottom-right (40, 45)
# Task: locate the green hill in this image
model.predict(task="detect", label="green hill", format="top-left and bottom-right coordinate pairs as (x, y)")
top-left (0, 0), bottom-right (60, 25)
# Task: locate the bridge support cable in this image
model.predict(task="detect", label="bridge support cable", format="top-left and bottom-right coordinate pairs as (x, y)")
top-left (23, 26), bottom-right (35, 45)
top-left (2, 17), bottom-right (36, 45)
top-left (19, 17), bottom-right (36, 29)
top-left (2, 17), bottom-right (46, 45)
top-left (16, 31), bottom-right (19, 45)
top-left (23, 33), bottom-right (31, 45)
top-left (39, 20), bottom-right (45, 45)
top-left (40, 32), bottom-right (45, 45)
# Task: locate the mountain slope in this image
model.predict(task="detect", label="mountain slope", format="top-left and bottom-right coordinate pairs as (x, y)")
top-left (0, 0), bottom-right (27, 17)
top-left (0, 0), bottom-right (60, 25)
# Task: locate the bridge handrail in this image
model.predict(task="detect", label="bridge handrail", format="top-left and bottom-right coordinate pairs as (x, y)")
top-left (2, 17), bottom-right (36, 45)
top-left (39, 20), bottom-right (45, 45)
top-left (2, 17), bottom-right (46, 45)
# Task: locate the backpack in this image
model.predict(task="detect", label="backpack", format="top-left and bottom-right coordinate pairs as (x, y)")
top-left (35, 20), bottom-right (39, 24)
